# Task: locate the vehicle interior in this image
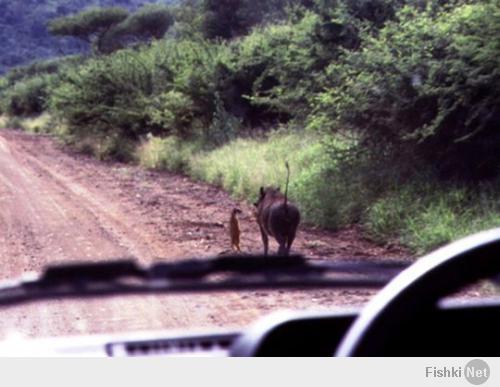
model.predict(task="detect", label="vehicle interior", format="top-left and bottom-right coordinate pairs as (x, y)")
top-left (0, 228), bottom-right (498, 357)
top-left (0, 0), bottom-right (498, 366)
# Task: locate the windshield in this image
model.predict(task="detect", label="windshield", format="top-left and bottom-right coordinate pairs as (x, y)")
top-left (0, 0), bottom-right (498, 340)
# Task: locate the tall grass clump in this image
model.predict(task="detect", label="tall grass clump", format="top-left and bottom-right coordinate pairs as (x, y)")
top-left (192, 131), bottom-right (312, 199)
top-left (366, 180), bottom-right (500, 253)
top-left (18, 112), bottom-right (53, 134)
top-left (191, 131), bottom-right (358, 229)
top-left (137, 135), bottom-right (200, 173)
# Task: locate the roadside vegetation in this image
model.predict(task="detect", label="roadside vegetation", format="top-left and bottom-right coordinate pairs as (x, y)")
top-left (1, 0), bottom-right (498, 253)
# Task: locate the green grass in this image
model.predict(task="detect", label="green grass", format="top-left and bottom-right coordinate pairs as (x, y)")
top-left (366, 182), bottom-right (500, 254)
top-left (139, 130), bottom-right (499, 253)
top-left (18, 112), bottom-right (52, 133)
top-left (0, 112), bottom-right (52, 133)
top-left (191, 131), bottom-right (348, 210)
top-left (137, 135), bottom-right (200, 173)
top-left (191, 131), bottom-right (319, 201)
top-left (13, 119), bottom-right (495, 255)
top-left (0, 115), bottom-right (8, 128)
top-left (1, 115), bottom-right (24, 130)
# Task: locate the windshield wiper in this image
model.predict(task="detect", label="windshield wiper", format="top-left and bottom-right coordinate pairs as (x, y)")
top-left (0, 255), bottom-right (410, 306)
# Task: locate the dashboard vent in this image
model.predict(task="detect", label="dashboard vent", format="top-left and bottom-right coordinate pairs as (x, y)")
top-left (106, 333), bottom-right (238, 357)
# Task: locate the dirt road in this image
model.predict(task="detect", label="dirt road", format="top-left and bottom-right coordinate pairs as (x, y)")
top-left (0, 129), bottom-right (408, 339)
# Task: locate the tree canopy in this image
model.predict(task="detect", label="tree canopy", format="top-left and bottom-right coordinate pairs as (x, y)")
top-left (47, 7), bottom-right (129, 54)
top-left (48, 5), bottom-right (175, 54)
top-left (104, 4), bottom-right (175, 52)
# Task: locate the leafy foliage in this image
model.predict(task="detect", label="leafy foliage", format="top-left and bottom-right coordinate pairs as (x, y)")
top-left (231, 12), bottom-right (329, 125)
top-left (48, 48), bottom-right (156, 141)
top-left (201, 0), bottom-right (291, 40)
top-left (102, 4), bottom-right (175, 52)
top-left (0, 75), bottom-right (55, 116)
top-left (47, 7), bottom-right (129, 54)
top-left (48, 38), bottom-right (236, 149)
top-left (312, 1), bottom-right (500, 180)
top-left (2, 0), bottom-right (498, 251)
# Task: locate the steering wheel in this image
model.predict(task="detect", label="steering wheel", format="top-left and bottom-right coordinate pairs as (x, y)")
top-left (336, 228), bottom-right (500, 356)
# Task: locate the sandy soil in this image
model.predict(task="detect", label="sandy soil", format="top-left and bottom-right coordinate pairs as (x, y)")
top-left (0, 129), bottom-right (410, 339)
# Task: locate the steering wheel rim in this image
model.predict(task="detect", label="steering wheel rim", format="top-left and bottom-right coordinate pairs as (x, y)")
top-left (335, 227), bottom-right (500, 356)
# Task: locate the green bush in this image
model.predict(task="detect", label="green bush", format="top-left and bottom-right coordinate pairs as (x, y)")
top-left (49, 48), bottom-right (157, 141)
top-left (1, 75), bottom-right (54, 116)
top-left (114, 4), bottom-right (174, 40)
top-left (147, 90), bottom-right (195, 135)
top-left (229, 12), bottom-right (331, 125)
top-left (3, 116), bottom-right (24, 130)
top-left (154, 39), bottom-right (234, 139)
top-left (201, 0), bottom-right (289, 40)
top-left (203, 93), bottom-right (241, 146)
top-left (49, 38), bottom-right (235, 149)
top-left (311, 1), bottom-right (500, 181)
top-left (5, 59), bottom-right (61, 85)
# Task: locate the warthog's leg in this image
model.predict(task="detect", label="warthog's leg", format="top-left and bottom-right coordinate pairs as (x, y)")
top-left (276, 233), bottom-right (288, 256)
top-left (285, 229), bottom-right (297, 255)
top-left (259, 224), bottom-right (269, 255)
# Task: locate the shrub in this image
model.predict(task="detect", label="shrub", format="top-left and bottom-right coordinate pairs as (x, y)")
top-left (137, 135), bottom-right (199, 173)
top-left (201, 0), bottom-right (289, 40)
top-left (3, 116), bottom-right (24, 130)
top-left (147, 90), bottom-right (195, 136)
top-left (49, 38), bottom-right (235, 149)
top-left (230, 12), bottom-right (329, 125)
top-left (49, 48), bottom-right (157, 140)
top-left (312, 1), bottom-right (500, 181)
top-left (5, 59), bottom-right (61, 85)
top-left (203, 93), bottom-right (242, 146)
top-left (151, 39), bottom-right (234, 139)
top-left (103, 4), bottom-right (175, 52)
top-left (1, 75), bottom-right (54, 116)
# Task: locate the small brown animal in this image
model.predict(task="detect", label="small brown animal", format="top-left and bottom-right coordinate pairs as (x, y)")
top-left (229, 208), bottom-right (242, 252)
top-left (254, 162), bottom-right (300, 256)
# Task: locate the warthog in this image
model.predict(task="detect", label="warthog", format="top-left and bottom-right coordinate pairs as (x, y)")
top-left (254, 163), bottom-right (300, 256)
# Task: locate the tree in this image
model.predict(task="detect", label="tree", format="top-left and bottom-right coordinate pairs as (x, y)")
top-left (201, 0), bottom-right (291, 40)
top-left (106, 4), bottom-right (175, 50)
top-left (47, 7), bottom-right (129, 54)
top-left (202, 0), bottom-right (246, 40)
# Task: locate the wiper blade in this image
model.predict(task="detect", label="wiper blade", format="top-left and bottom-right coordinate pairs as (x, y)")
top-left (0, 255), bottom-right (410, 306)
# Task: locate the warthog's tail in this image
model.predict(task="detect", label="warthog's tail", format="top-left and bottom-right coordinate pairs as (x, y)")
top-left (284, 161), bottom-right (290, 215)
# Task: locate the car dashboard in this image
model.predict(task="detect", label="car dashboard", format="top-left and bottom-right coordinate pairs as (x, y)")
top-left (0, 228), bottom-right (498, 357)
top-left (1, 298), bottom-right (499, 357)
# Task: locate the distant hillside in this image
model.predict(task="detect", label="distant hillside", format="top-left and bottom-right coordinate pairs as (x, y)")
top-left (0, 0), bottom-right (178, 74)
